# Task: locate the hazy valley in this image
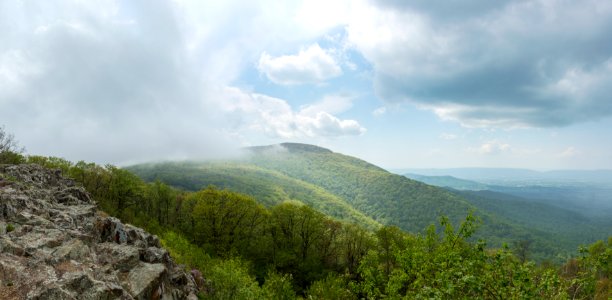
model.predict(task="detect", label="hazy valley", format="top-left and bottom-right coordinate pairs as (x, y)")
top-left (2, 0), bottom-right (612, 298)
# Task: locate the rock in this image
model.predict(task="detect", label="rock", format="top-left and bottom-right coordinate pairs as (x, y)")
top-left (0, 237), bottom-right (25, 256)
top-left (50, 239), bottom-right (91, 263)
top-left (190, 269), bottom-right (205, 289)
top-left (141, 247), bottom-right (170, 265)
top-left (97, 217), bottom-right (129, 244)
top-left (0, 164), bottom-right (198, 299)
top-left (123, 262), bottom-right (166, 299)
top-left (97, 243), bottom-right (140, 272)
top-left (53, 186), bottom-right (92, 205)
top-left (29, 285), bottom-right (76, 300)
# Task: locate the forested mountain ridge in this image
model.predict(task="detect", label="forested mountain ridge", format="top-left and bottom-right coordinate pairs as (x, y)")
top-left (127, 161), bottom-right (380, 229)
top-left (457, 190), bottom-right (612, 247)
top-left (0, 134), bottom-right (608, 298)
top-left (130, 143), bottom-right (568, 260)
top-left (402, 171), bottom-right (612, 252)
top-left (403, 173), bottom-right (489, 190)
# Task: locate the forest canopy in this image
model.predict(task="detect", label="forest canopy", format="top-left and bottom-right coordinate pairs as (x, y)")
top-left (9, 154), bottom-right (610, 299)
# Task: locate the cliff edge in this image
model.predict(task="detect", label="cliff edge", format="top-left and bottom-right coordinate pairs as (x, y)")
top-left (0, 164), bottom-right (198, 300)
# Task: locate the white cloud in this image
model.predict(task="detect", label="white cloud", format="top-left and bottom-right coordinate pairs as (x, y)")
top-left (220, 87), bottom-right (365, 138)
top-left (299, 94), bottom-right (355, 116)
top-left (258, 44), bottom-right (342, 85)
top-left (557, 146), bottom-right (579, 158)
top-left (0, 0), bottom-right (364, 164)
top-left (439, 133), bottom-right (458, 140)
top-left (372, 106), bottom-right (386, 117)
top-left (470, 140), bottom-right (511, 155)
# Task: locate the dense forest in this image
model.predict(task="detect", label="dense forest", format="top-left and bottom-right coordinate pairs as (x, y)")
top-left (129, 143), bottom-right (594, 261)
top-left (1, 147), bottom-right (610, 298)
top-left (128, 161), bottom-right (380, 229)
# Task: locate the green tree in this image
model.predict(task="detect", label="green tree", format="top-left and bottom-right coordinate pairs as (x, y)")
top-left (268, 202), bottom-right (344, 291)
top-left (189, 187), bottom-right (268, 257)
top-left (262, 270), bottom-right (296, 300)
top-left (307, 275), bottom-right (355, 300)
top-left (205, 258), bottom-right (262, 300)
top-left (106, 165), bottom-right (145, 216)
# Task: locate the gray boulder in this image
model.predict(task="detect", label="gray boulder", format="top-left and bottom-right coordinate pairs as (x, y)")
top-left (0, 164), bottom-right (198, 299)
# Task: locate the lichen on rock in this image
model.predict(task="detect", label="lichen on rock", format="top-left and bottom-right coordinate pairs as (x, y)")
top-left (0, 164), bottom-right (198, 300)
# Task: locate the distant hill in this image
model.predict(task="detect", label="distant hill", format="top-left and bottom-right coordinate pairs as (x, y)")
top-left (401, 168), bottom-right (612, 218)
top-left (456, 190), bottom-right (612, 250)
top-left (402, 169), bottom-right (612, 251)
top-left (395, 167), bottom-right (612, 185)
top-left (403, 173), bottom-right (489, 190)
top-left (128, 143), bottom-right (594, 260)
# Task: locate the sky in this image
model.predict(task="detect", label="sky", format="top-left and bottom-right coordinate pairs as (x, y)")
top-left (1, 0), bottom-right (612, 170)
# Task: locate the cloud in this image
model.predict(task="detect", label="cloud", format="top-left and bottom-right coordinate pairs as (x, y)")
top-left (557, 146), bottom-right (579, 158)
top-left (372, 106), bottom-right (386, 116)
top-left (221, 88), bottom-right (365, 138)
top-left (258, 44), bottom-right (342, 85)
top-left (469, 140), bottom-right (511, 155)
top-left (299, 94), bottom-right (355, 116)
top-left (0, 0), bottom-right (365, 164)
top-left (346, 0), bottom-right (612, 128)
top-left (439, 133), bottom-right (458, 140)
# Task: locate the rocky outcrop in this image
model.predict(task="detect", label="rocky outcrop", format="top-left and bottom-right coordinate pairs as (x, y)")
top-left (0, 164), bottom-right (198, 300)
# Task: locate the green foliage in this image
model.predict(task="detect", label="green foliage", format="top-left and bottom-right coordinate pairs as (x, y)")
top-left (187, 187), bottom-right (268, 257)
top-left (128, 162), bottom-right (380, 229)
top-left (307, 275), bottom-right (355, 300)
top-left (0, 151), bottom-right (25, 164)
top-left (458, 189), bottom-right (612, 258)
top-left (205, 258), bottom-right (262, 300)
top-left (5, 223), bottom-right (15, 233)
top-left (23, 155), bottom-right (611, 299)
top-left (561, 238), bottom-right (612, 299)
top-left (262, 271), bottom-right (296, 300)
top-left (0, 126), bottom-right (25, 164)
top-left (160, 231), bottom-right (211, 272)
top-left (128, 144), bottom-right (574, 261)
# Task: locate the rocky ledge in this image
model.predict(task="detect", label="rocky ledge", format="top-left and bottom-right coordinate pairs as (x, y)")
top-left (0, 164), bottom-right (198, 300)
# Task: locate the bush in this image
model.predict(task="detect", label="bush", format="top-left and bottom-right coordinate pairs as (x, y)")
top-left (0, 126), bottom-right (25, 164)
top-left (307, 275), bottom-right (355, 300)
top-left (205, 258), bottom-right (262, 300)
top-left (262, 271), bottom-right (296, 300)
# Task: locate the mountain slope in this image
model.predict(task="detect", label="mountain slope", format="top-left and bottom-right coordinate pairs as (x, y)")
top-left (245, 144), bottom-right (476, 229)
top-left (128, 143), bottom-right (573, 259)
top-left (127, 161), bottom-right (380, 229)
top-left (242, 144), bottom-right (563, 256)
top-left (403, 173), bottom-right (489, 190)
top-left (456, 190), bottom-right (612, 250)
top-left (403, 171), bottom-right (612, 252)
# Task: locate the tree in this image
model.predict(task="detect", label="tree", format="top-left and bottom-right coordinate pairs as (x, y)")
top-left (375, 225), bottom-right (408, 278)
top-left (269, 203), bottom-right (329, 290)
top-left (0, 126), bottom-right (25, 164)
top-left (106, 165), bottom-right (145, 216)
top-left (513, 239), bottom-right (533, 263)
top-left (189, 187), bottom-right (267, 257)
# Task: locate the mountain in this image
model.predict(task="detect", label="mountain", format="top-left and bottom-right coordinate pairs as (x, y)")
top-left (456, 190), bottom-right (612, 250)
top-left (395, 167), bottom-right (612, 185)
top-left (127, 161), bottom-right (380, 229)
top-left (403, 173), bottom-right (489, 190)
top-left (402, 169), bottom-right (612, 251)
top-left (243, 143), bottom-right (477, 230)
top-left (401, 168), bottom-right (612, 218)
top-left (129, 143), bottom-right (568, 259)
top-left (0, 164), bottom-right (198, 299)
